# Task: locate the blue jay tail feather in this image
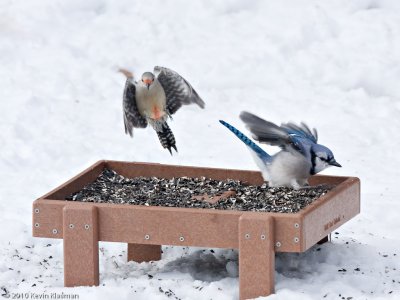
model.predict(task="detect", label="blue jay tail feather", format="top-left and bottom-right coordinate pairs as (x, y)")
top-left (156, 123), bottom-right (177, 155)
top-left (219, 120), bottom-right (271, 162)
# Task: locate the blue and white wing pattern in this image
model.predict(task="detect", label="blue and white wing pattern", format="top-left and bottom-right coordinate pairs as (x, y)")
top-left (240, 111), bottom-right (291, 146)
top-left (281, 122), bottom-right (318, 143)
top-left (239, 111), bottom-right (317, 156)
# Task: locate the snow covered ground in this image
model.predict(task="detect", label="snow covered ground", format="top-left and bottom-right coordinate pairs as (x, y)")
top-left (1, 0), bottom-right (400, 299)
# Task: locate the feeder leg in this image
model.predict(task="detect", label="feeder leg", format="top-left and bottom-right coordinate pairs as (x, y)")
top-left (239, 215), bottom-right (275, 300)
top-left (317, 234), bottom-right (330, 245)
top-left (127, 243), bottom-right (162, 262)
top-left (63, 205), bottom-right (99, 287)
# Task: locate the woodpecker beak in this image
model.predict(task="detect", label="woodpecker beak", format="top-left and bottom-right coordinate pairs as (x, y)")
top-left (143, 78), bottom-right (152, 90)
top-left (329, 159), bottom-right (342, 167)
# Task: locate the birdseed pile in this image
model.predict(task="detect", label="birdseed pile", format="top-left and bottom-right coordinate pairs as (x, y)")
top-left (65, 169), bottom-right (333, 213)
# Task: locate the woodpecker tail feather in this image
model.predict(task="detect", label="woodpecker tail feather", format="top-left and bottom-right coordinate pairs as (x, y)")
top-left (219, 120), bottom-right (271, 163)
top-left (156, 123), bottom-right (177, 155)
top-left (118, 68), bottom-right (134, 79)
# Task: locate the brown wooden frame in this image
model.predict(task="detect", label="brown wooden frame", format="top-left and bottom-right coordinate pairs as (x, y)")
top-left (32, 160), bottom-right (360, 300)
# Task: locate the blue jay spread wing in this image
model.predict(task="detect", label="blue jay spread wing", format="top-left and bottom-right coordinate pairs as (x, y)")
top-left (240, 111), bottom-right (316, 155)
top-left (240, 111), bottom-right (291, 146)
top-left (281, 122), bottom-right (318, 143)
top-left (122, 79), bottom-right (148, 136)
top-left (154, 66), bottom-right (205, 115)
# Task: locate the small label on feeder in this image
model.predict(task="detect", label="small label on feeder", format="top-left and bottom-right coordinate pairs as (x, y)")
top-left (324, 215), bottom-right (341, 231)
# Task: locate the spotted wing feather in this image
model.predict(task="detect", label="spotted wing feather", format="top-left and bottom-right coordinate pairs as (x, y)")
top-left (123, 79), bottom-right (147, 136)
top-left (154, 66), bottom-right (205, 115)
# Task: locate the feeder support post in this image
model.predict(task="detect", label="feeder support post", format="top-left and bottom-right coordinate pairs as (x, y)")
top-left (239, 214), bottom-right (275, 300)
top-left (63, 204), bottom-right (99, 287)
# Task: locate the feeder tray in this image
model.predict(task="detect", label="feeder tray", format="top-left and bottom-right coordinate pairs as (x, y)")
top-left (32, 160), bottom-right (360, 300)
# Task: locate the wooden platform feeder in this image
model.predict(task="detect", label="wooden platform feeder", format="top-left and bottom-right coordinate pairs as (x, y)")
top-left (32, 160), bottom-right (360, 300)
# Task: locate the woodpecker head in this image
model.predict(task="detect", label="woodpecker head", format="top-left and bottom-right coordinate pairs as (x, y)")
top-left (141, 72), bottom-right (155, 90)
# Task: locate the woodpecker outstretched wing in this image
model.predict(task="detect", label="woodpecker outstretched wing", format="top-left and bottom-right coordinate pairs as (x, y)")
top-left (154, 66), bottom-right (205, 115)
top-left (122, 79), bottom-right (148, 136)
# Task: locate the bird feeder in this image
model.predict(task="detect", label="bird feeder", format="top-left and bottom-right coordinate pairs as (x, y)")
top-left (32, 160), bottom-right (360, 300)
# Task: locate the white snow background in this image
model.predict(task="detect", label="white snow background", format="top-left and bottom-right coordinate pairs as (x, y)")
top-left (1, 0), bottom-right (400, 299)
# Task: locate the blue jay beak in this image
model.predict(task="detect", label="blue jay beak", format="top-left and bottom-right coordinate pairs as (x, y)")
top-left (329, 159), bottom-right (342, 167)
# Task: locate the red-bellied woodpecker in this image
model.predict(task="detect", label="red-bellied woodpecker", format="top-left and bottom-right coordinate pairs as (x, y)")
top-left (120, 66), bottom-right (205, 154)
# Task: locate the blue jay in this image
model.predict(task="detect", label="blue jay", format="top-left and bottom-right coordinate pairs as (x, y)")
top-left (120, 66), bottom-right (205, 154)
top-left (220, 112), bottom-right (341, 189)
